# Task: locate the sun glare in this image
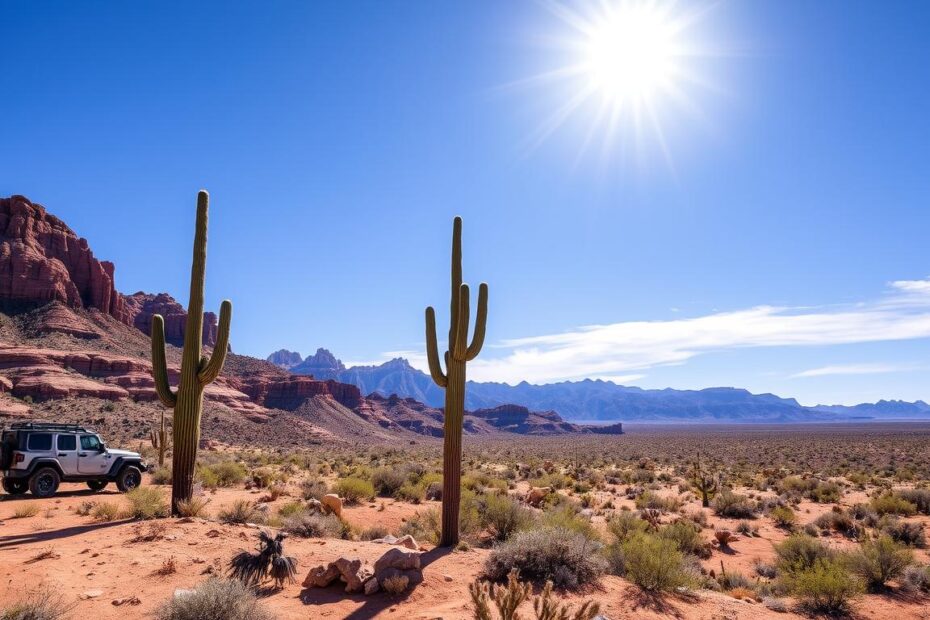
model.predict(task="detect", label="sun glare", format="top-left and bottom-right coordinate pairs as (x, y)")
top-left (514, 0), bottom-right (717, 168)
top-left (584, 6), bottom-right (678, 105)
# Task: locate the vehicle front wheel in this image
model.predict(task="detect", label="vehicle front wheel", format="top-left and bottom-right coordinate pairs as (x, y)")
top-left (29, 468), bottom-right (60, 498)
top-left (87, 480), bottom-right (108, 492)
top-left (116, 465), bottom-right (142, 493)
top-left (2, 478), bottom-right (28, 495)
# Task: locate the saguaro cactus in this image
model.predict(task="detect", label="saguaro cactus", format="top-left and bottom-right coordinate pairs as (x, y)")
top-left (692, 452), bottom-right (717, 508)
top-left (149, 408), bottom-right (169, 468)
top-left (425, 216), bottom-right (488, 547)
top-left (151, 190), bottom-right (232, 514)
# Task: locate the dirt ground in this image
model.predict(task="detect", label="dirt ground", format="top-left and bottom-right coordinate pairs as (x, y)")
top-left (2, 480), bottom-right (929, 620)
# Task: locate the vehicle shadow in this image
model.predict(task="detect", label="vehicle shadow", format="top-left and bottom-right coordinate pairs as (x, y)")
top-left (0, 488), bottom-right (121, 502)
top-left (0, 519), bottom-right (128, 550)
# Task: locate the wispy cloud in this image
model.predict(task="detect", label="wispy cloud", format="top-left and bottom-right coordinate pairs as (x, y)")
top-left (791, 363), bottom-right (922, 379)
top-left (451, 277), bottom-right (930, 384)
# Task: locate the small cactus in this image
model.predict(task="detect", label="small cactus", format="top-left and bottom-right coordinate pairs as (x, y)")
top-left (150, 190), bottom-right (232, 515)
top-left (149, 408), bottom-right (170, 468)
top-left (692, 452), bottom-right (718, 508)
top-left (425, 216), bottom-right (488, 547)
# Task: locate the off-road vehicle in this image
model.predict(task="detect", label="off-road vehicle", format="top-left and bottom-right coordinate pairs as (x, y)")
top-left (0, 422), bottom-right (147, 498)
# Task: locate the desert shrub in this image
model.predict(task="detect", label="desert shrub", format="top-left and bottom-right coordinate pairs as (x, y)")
top-left (539, 505), bottom-right (599, 541)
top-left (479, 493), bottom-right (533, 542)
top-left (774, 534), bottom-right (833, 574)
top-left (92, 501), bottom-right (120, 522)
top-left (659, 520), bottom-right (710, 558)
top-left (218, 500), bottom-right (263, 525)
top-left (902, 564), bottom-right (930, 593)
top-left (382, 574), bottom-right (409, 595)
top-left (299, 478), bottom-right (328, 501)
top-left (712, 490), bottom-right (755, 519)
top-left (282, 512), bottom-right (347, 539)
top-left (850, 502), bottom-right (879, 525)
top-left (634, 491), bottom-right (680, 513)
top-left (871, 493), bottom-right (917, 516)
top-left (276, 501), bottom-right (306, 519)
top-left (813, 508), bottom-right (857, 537)
top-left (75, 500), bottom-right (96, 516)
top-left (762, 597), bottom-right (788, 613)
top-left (372, 467), bottom-right (407, 497)
top-left (880, 517), bottom-right (926, 547)
top-left (12, 504), bottom-right (39, 519)
top-left (808, 482), bottom-right (842, 504)
top-left (735, 520), bottom-right (758, 537)
top-left (483, 528), bottom-right (607, 589)
top-left (620, 533), bottom-right (692, 592)
top-left (154, 578), bottom-right (272, 620)
top-left (123, 487), bottom-right (169, 520)
top-left (753, 560), bottom-right (777, 579)
top-left (847, 535), bottom-right (913, 590)
top-left (395, 481), bottom-right (426, 503)
top-left (898, 488), bottom-right (930, 514)
top-left (150, 466), bottom-right (172, 485)
top-left (399, 508), bottom-right (441, 544)
top-left (1, 585), bottom-right (74, 620)
top-left (529, 472), bottom-right (570, 490)
top-left (716, 568), bottom-right (752, 591)
top-left (607, 511), bottom-right (649, 542)
top-left (176, 496), bottom-right (210, 518)
top-left (770, 505), bottom-right (796, 529)
top-left (333, 477), bottom-right (374, 504)
top-left (250, 467), bottom-right (277, 489)
top-left (782, 558), bottom-right (861, 614)
top-left (199, 461), bottom-right (247, 488)
top-left (360, 525), bottom-right (390, 541)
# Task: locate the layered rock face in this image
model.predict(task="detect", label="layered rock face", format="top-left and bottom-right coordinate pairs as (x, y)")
top-left (468, 404), bottom-right (584, 435)
top-left (236, 375), bottom-right (362, 411)
top-left (123, 291), bottom-right (218, 347)
top-left (290, 347), bottom-right (346, 378)
top-left (0, 195), bottom-right (129, 322)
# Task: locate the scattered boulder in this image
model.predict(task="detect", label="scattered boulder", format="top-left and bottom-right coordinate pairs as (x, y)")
top-left (322, 494), bottom-right (343, 517)
top-left (302, 556), bottom-right (371, 593)
top-left (525, 486), bottom-right (552, 507)
top-left (303, 547), bottom-right (424, 597)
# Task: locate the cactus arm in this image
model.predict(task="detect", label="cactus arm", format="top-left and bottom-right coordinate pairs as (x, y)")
top-left (425, 306), bottom-right (448, 387)
top-left (151, 314), bottom-right (177, 408)
top-left (197, 299), bottom-right (232, 385)
top-left (466, 282), bottom-right (488, 361)
top-left (453, 283), bottom-right (471, 361)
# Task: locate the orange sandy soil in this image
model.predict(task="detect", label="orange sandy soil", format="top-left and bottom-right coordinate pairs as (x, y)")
top-left (1, 481), bottom-right (929, 620)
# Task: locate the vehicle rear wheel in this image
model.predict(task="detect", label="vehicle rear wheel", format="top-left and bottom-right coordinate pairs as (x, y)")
top-left (87, 480), bottom-right (108, 492)
top-left (29, 467), bottom-right (60, 498)
top-left (2, 478), bottom-right (28, 495)
top-left (116, 465), bottom-right (142, 493)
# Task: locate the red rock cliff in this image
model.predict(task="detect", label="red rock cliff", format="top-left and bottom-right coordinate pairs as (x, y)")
top-left (123, 291), bottom-right (218, 347)
top-left (0, 195), bottom-right (129, 322)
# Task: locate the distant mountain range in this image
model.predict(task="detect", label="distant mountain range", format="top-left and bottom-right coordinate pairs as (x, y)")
top-left (268, 348), bottom-right (930, 424)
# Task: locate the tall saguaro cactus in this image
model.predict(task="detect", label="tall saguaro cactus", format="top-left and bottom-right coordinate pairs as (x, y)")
top-left (425, 216), bottom-right (488, 547)
top-left (151, 190), bottom-right (232, 515)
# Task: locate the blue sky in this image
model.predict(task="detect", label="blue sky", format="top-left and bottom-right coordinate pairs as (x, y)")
top-left (2, 1), bottom-right (929, 406)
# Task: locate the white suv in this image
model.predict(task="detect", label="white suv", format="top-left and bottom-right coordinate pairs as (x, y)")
top-left (1, 422), bottom-right (147, 498)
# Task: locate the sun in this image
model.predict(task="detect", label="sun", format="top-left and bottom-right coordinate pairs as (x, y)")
top-left (513, 0), bottom-right (717, 167)
top-left (583, 5), bottom-right (680, 105)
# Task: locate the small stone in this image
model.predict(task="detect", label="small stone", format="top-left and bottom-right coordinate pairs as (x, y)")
top-left (81, 589), bottom-right (104, 600)
top-left (364, 576), bottom-right (380, 595)
top-left (443, 575), bottom-right (453, 582)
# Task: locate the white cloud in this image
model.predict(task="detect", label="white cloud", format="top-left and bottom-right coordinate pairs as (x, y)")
top-left (457, 277), bottom-right (930, 384)
top-left (791, 363), bottom-right (921, 378)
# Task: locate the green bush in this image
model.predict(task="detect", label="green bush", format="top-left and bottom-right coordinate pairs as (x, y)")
top-left (770, 505), bottom-right (796, 529)
top-left (154, 578), bottom-right (273, 620)
top-left (478, 493), bottom-right (533, 542)
top-left (399, 508), bottom-right (441, 545)
top-left (847, 535), bottom-right (913, 590)
top-left (620, 533), bottom-right (692, 592)
top-left (299, 478), bottom-right (328, 501)
top-left (880, 516), bottom-right (926, 547)
top-left (775, 534), bottom-right (833, 574)
top-left (635, 491), bottom-right (681, 513)
top-left (871, 493), bottom-right (917, 516)
top-left (898, 489), bottom-right (930, 515)
top-left (712, 490), bottom-right (755, 519)
top-left (372, 467), bottom-right (407, 497)
top-left (199, 461), bottom-right (247, 488)
top-left (540, 505), bottom-right (599, 541)
top-left (607, 511), bottom-right (649, 543)
top-left (149, 466), bottom-right (172, 485)
top-left (123, 487), bottom-right (170, 520)
top-left (783, 558), bottom-right (861, 614)
top-left (218, 500), bottom-right (263, 525)
top-left (333, 477), bottom-right (375, 504)
top-left (659, 520), bottom-right (710, 558)
top-left (483, 528), bottom-right (607, 589)
top-left (394, 481), bottom-right (426, 503)
top-left (1, 585), bottom-right (73, 620)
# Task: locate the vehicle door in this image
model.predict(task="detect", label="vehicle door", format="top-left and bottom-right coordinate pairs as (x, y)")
top-left (55, 434), bottom-right (78, 475)
top-left (78, 434), bottom-right (110, 475)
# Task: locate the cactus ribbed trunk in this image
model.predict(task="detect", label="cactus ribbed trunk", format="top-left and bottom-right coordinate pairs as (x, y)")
top-left (150, 190), bottom-right (232, 516)
top-left (425, 216), bottom-right (488, 547)
top-left (439, 360), bottom-right (466, 547)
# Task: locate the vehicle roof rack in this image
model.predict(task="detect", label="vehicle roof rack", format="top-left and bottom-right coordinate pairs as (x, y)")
top-left (8, 422), bottom-right (94, 433)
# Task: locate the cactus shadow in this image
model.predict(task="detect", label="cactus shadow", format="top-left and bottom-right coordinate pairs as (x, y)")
top-left (0, 519), bottom-right (127, 549)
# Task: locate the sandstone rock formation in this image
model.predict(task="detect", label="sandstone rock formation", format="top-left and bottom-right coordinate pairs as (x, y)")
top-left (0, 195), bottom-right (129, 322)
top-left (123, 291), bottom-right (217, 347)
top-left (302, 547), bottom-right (423, 597)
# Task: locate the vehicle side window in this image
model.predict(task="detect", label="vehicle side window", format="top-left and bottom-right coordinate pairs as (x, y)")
top-left (80, 435), bottom-right (101, 451)
top-left (27, 433), bottom-right (52, 451)
top-left (57, 435), bottom-right (77, 451)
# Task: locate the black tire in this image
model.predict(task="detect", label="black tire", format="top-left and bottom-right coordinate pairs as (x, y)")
top-left (87, 480), bottom-right (108, 492)
top-left (116, 465), bottom-right (142, 493)
top-left (2, 478), bottom-right (28, 495)
top-left (29, 467), bottom-right (60, 498)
